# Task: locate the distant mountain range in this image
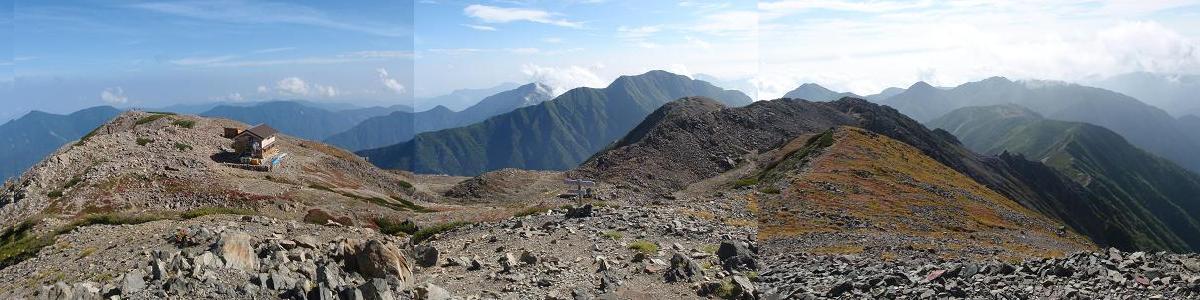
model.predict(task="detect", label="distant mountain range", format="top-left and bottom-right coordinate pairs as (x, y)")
top-left (325, 83), bottom-right (554, 151)
top-left (782, 83), bottom-right (860, 101)
top-left (198, 101), bottom-right (407, 141)
top-left (412, 82), bottom-right (522, 112)
top-left (357, 70), bottom-right (753, 176)
top-left (931, 105), bottom-right (1200, 252)
top-left (0, 106), bottom-right (122, 181)
top-left (155, 99), bottom-right (409, 115)
top-left (873, 77), bottom-right (1200, 173)
top-left (1091, 72), bottom-right (1200, 117)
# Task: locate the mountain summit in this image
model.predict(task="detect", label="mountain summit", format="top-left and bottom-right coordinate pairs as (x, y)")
top-left (781, 83), bottom-right (860, 102)
top-left (357, 70), bottom-right (752, 176)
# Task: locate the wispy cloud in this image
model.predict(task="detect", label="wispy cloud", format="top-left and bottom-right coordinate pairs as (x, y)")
top-left (168, 50), bottom-right (411, 68)
top-left (425, 47), bottom-right (580, 56)
top-left (252, 47), bottom-right (296, 54)
top-left (128, 1), bottom-right (410, 37)
top-left (169, 55), bottom-right (238, 66)
top-left (759, 0), bottom-right (934, 19)
top-left (462, 24), bottom-right (498, 31)
top-left (339, 50), bottom-right (414, 59)
top-left (463, 4), bottom-right (582, 28)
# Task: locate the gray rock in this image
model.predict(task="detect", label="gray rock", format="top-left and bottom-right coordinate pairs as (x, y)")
top-left (358, 278), bottom-right (394, 300)
top-left (216, 231), bottom-right (259, 271)
top-left (716, 241), bottom-right (752, 261)
top-left (595, 255), bottom-right (614, 272)
top-left (731, 275), bottom-right (755, 297)
top-left (664, 253), bottom-right (702, 283)
top-left (467, 256), bottom-right (483, 271)
top-left (349, 240), bottom-right (413, 286)
top-left (415, 245), bottom-right (439, 268)
top-left (70, 282), bottom-right (101, 300)
top-left (122, 269), bottom-right (146, 294)
top-left (520, 250), bottom-right (539, 265)
top-left (415, 282), bottom-right (451, 300)
top-left (566, 204), bottom-right (594, 219)
top-left (498, 252), bottom-right (517, 272)
top-left (827, 280), bottom-right (852, 297)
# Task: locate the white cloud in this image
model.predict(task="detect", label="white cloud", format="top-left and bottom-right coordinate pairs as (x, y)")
top-left (276, 77), bottom-right (310, 95)
top-left (256, 86), bottom-right (269, 94)
top-left (226, 92), bottom-right (244, 101)
top-left (756, 1), bottom-right (1200, 97)
top-left (542, 37), bottom-right (563, 43)
top-left (314, 85), bottom-right (338, 97)
top-left (464, 4), bottom-right (582, 28)
top-left (521, 64), bottom-right (606, 96)
top-left (269, 77), bottom-right (337, 98)
top-left (462, 24), bottom-right (498, 31)
top-left (377, 68), bottom-right (406, 94)
top-left (100, 87), bottom-right (128, 104)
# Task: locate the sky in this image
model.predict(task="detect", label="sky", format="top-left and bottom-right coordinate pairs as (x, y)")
top-left (2, 1), bottom-right (1200, 118)
top-left (2, 0), bottom-right (413, 118)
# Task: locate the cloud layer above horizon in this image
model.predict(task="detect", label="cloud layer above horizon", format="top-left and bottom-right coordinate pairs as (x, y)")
top-left (3, 0), bottom-right (1200, 116)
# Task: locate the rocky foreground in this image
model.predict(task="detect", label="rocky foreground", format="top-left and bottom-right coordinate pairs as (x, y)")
top-left (9, 202), bottom-right (1200, 300)
top-left (761, 249), bottom-right (1200, 299)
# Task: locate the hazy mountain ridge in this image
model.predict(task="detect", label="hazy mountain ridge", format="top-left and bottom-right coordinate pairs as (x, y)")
top-left (931, 105), bottom-right (1200, 252)
top-left (413, 82), bottom-right (522, 112)
top-left (324, 83), bottom-right (554, 151)
top-left (1091, 72), bottom-right (1200, 117)
top-left (356, 70), bottom-right (753, 176)
top-left (199, 101), bottom-right (405, 141)
top-left (0, 106), bottom-right (122, 181)
top-left (876, 77), bottom-right (1200, 173)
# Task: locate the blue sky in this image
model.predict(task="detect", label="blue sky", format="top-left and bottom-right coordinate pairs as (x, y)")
top-left (413, 0), bottom-right (759, 97)
top-left (4, 0), bottom-right (412, 117)
top-left (2, 0), bottom-right (1200, 119)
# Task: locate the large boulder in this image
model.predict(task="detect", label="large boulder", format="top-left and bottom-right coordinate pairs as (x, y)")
top-left (349, 240), bottom-right (413, 287)
top-left (664, 253), bottom-right (702, 283)
top-left (414, 245), bottom-right (439, 268)
top-left (717, 241), bottom-right (758, 271)
top-left (216, 231), bottom-right (258, 271)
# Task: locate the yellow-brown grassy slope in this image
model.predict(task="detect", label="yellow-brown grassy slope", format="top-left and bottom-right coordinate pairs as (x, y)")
top-left (754, 127), bottom-right (1094, 261)
top-left (0, 111), bottom-right (431, 230)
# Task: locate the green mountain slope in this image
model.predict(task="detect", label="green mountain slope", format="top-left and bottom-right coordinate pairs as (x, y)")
top-left (931, 105), bottom-right (1200, 251)
top-left (878, 77), bottom-right (1200, 174)
top-left (357, 70), bottom-right (753, 176)
top-left (324, 83), bottom-right (553, 151)
top-left (0, 106), bottom-right (122, 181)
